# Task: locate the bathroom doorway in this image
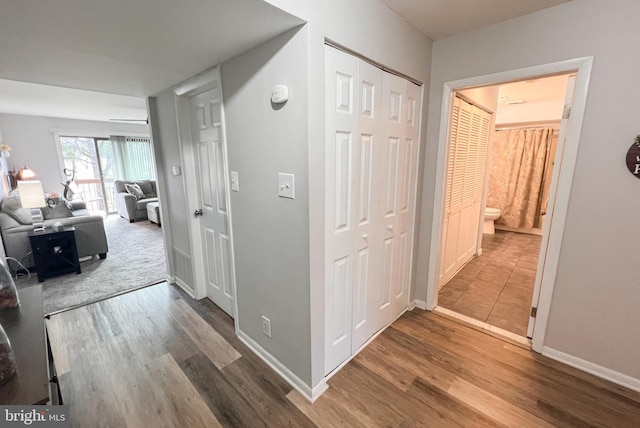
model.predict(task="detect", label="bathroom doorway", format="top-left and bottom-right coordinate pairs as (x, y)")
top-left (436, 72), bottom-right (576, 340)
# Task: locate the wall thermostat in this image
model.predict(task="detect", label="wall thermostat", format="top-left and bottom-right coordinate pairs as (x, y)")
top-left (271, 84), bottom-right (289, 104)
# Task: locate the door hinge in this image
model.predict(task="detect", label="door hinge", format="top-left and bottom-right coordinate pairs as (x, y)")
top-left (562, 104), bottom-right (572, 119)
top-left (530, 307), bottom-right (538, 318)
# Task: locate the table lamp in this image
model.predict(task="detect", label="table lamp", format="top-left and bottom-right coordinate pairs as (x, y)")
top-left (17, 180), bottom-right (46, 232)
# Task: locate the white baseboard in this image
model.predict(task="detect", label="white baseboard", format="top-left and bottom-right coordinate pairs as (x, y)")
top-left (411, 299), bottom-right (427, 310)
top-left (237, 330), bottom-right (328, 403)
top-left (542, 346), bottom-right (640, 393)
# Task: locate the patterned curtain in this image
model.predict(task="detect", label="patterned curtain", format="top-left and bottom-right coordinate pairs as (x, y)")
top-left (486, 128), bottom-right (552, 229)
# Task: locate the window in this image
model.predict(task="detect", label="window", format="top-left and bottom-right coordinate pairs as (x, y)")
top-left (59, 135), bottom-right (154, 214)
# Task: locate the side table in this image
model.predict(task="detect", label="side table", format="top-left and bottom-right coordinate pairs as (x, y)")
top-left (28, 226), bottom-right (81, 282)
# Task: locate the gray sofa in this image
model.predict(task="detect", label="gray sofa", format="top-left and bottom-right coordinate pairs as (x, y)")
top-left (0, 193), bottom-right (109, 268)
top-left (114, 180), bottom-right (159, 222)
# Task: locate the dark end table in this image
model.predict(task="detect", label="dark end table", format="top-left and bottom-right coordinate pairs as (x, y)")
top-left (28, 226), bottom-right (81, 282)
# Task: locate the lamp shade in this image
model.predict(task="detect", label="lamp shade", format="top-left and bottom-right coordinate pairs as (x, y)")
top-left (17, 180), bottom-right (45, 208)
top-left (17, 167), bottom-right (35, 180)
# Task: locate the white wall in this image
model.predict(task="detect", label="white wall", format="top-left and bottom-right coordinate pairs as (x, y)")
top-left (0, 113), bottom-right (148, 193)
top-left (147, 92), bottom-right (193, 287)
top-left (221, 27), bottom-right (312, 384)
top-left (418, 0), bottom-right (640, 380)
top-left (267, 0), bottom-right (432, 389)
top-left (149, 0), bottom-right (431, 394)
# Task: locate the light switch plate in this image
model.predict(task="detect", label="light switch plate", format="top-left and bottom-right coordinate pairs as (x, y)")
top-left (278, 173), bottom-right (295, 199)
top-left (231, 171), bottom-right (239, 192)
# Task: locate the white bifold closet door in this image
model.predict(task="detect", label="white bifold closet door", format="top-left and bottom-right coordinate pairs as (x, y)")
top-left (325, 46), bottom-right (420, 375)
top-left (439, 96), bottom-right (491, 287)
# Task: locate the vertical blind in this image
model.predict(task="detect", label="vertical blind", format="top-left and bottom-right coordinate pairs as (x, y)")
top-left (111, 136), bottom-right (155, 181)
top-left (123, 137), bottom-right (155, 180)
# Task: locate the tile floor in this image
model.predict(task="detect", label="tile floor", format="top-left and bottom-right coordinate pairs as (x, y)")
top-left (438, 230), bottom-right (542, 336)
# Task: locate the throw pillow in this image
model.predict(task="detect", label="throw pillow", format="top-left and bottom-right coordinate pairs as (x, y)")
top-left (134, 180), bottom-right (154, 197)
top-left (2, 193), bottom-right (34, 224)
top-left (125, 183), bottom-right (145, 200)
top-left (42, 200), bottom-right (73, 220)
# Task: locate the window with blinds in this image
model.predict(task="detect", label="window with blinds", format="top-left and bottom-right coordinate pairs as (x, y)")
top-left (122, 137), bottom-right (155, 180)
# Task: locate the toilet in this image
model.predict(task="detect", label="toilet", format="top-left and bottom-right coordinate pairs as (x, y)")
top-left (483, 207), bottom-right (502, 234)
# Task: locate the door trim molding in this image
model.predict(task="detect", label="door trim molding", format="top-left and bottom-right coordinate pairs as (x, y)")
top-left (426, 57), bottom-right (593, 352)
top-left (173, 66), bottom-right (239, 325)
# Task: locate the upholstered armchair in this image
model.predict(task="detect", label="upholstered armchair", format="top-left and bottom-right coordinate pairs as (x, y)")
top-left (114, 180), bottom-right (159, 222)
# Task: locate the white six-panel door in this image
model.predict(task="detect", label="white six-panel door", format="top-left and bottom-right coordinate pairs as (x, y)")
top-left (325, 46), bottom-right (421, 375)
top-left (189, 88), bottom-right (235, 316)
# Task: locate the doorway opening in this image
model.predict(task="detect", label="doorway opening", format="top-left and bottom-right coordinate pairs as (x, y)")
top-left (438, 74), bottom-right (572, 339)
top-left (426, 56), bottom-right (593, 351)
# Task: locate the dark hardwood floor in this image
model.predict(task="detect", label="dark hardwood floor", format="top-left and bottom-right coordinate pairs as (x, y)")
top-left (47, 282), bottom-right (640, 427)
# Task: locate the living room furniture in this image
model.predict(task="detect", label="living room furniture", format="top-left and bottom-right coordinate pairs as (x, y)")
top-left (0, 285), bottom-right (61, 405)
top-left (0, 192), bottom-right (108, 269)
top-left (114, 179), bottom-right (159, 222)
top-left (29, 226), bottom-right (81, 282)
top-left (147, 201), bottom-right (161, 226)
top-left (17, 180), bottom-right (46, 232)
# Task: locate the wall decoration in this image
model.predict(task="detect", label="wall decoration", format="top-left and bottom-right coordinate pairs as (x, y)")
top-left (626, 135), bottom-right (640, 178)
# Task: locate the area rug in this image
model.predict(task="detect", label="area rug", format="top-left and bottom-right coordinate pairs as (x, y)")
top-left (15, 214), bottom-right (167, 315)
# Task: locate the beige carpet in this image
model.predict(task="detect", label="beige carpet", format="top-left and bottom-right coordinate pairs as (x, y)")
top-left (15, 214), bottom-right (167, 315)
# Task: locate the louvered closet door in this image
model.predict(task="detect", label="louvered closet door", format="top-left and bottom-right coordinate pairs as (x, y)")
top-left (439, 97), bottom-right (491, 287)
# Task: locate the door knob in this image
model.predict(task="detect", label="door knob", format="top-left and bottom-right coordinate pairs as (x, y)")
top-left (362, 233), bottom-right (368, 240)
top-left (387, 225), bottom-right (393, 231)
top-left (194, 209), bottom-right (203, 217)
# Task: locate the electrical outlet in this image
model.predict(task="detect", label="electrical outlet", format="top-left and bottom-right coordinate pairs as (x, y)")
top-left (262, 316), bottom-right (272, 338)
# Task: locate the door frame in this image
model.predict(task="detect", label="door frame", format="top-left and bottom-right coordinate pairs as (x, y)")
top-left (426, 57), bottom-right (593, 352)
top-left (174, 66), bottom-right (239, 323)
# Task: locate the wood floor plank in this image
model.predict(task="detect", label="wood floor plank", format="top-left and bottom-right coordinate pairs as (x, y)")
top-left (178, 352), bottom-right (267, 428)
top-left (392, 313), bottom-right (640, 427)
top-left (406, 377), bottom-right (503, 428)
top-left (353, 339), bottom-right (417, 392)
top-left (46, 283), bottom-right (640, 427)
top-left (111, 353), bottom-right (222, 428)
top-left (327, 361), bottom-right (458, 427)
top-left (221, 357), bottom-right (316, 427)
top-left (169, 299), bottom-right (241, 369)
top-left (287, 388), bottom-right (370, 428)
top-left (447, 377), bottom-right (554, 428)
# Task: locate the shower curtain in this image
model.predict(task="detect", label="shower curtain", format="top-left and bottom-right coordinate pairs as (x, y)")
top-left (487, 128), bottom-right (552, 229)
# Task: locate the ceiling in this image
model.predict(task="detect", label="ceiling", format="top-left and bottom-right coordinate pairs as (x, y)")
top-left (380, 0), bottom-right (571, 40)
top-left (0, 0), bottom-right (302, 122)
top-left (0, 0), bottom-right (572, 122)
top-left (498, 75), bottom-right (570, 106)
top-left (0, 79), bottom-right (148, 123)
